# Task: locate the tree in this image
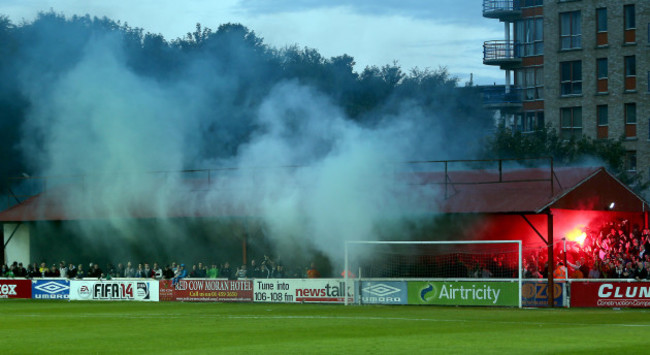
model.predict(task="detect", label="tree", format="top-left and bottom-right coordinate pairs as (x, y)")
top-left (482, 125), bottom-right (648, 193)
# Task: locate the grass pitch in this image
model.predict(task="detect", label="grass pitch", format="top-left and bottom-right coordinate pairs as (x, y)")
top-left (0, 301), bottom-right (648, 354)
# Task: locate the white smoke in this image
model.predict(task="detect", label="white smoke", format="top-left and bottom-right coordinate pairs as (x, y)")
top-left (18, 32), bottom-right (441, 272)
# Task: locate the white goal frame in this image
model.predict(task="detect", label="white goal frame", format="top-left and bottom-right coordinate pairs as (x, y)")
top-left (344, 240), bottom-right (522, 308)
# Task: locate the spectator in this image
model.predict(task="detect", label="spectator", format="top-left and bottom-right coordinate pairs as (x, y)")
top-left (26, 264), bottom-right (39, 278)
top-left (67, 264), bottom-right (77, 279)
top-left (634, 261), bottom-right (648, 281)
top-left (13, 262), bottom-right (26, 277)
top-left (172, 264), bottom-right (187, 286)
top-left (1, 264), bottom-right (13, 277)
top-left (250, 259), bottom-right (260, 278)
top-left (189, 265), bottom-right (199, 278)
top-left (207, 264), bottom-right (219, 278)
top-left (124, 261), bottom-right (135, 278)
top-left (273, 264), bottom-right (286, 278)
top-left (59, 261), bottom-right (68, 278)
top-left (588, 261), bottom-right (601, 279)
top-left (88, 263), bottom-right (103, 278)
top-left (76, 264), bottom-right (86, 279)
top-left (152, 263), bottom-right (163, 279)
top-left (44, 264), bottom-right (60, 278)
top-left (135, 264), bottom-right (145, 278)
top-left (196, 263), bottom-right (207, 278)
top-left (236, 265), bottom-right (247, 279)
top-left (307, 263), bottom-right (321, 278)
top-left (39, 262), bottom-right (47, 277)
top-left (116, 263), bottom-right (125, 278)
top-left (258, 262), bottom-right (270, 279)
top-left (142, 263), bottom-right (152, 278)
top-left (221, 262), bottom-right (233, 280)
top-left (163, 265), bottom-right (174, 279)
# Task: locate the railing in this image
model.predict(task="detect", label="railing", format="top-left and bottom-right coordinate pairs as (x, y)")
top-left (483, 40), bottom-right (521, 63)
top-left (482, 0), bottom-right (521, 16)
top-left (481, 86), bottom-right (523, 106)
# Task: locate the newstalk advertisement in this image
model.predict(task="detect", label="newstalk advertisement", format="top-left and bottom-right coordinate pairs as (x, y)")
top-left (253, 279), bottom-right (354, 304)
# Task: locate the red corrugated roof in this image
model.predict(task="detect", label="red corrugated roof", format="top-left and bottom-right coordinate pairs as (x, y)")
top-left (423, 166), bottom-right (647, 213)
top-left (0, 166), bottom-right (646, 222)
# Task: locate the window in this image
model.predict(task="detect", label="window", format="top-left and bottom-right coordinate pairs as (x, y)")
top-left (515, 18), bottom-right (543, 56)
top-left (625, 56), bottom-right (636, 76)
top-left (560, 107), bottom-right (582, 140)
top-left (624, 4), bottom-right (636, 43)
top-left (624, 5), bottom-right (636, 30)
top-left (625, 56), bottom-right (636, 91)
top-left (625, 103), bottom-right (636, 138)
top-left (560, 11), bottom-right (581, 49)
top-left (515, 111), bottom-right (544, 133)
top-left (597, 58), bottom-right (608, 93)
top-left (597, 105), bottom-right (608, 126)
top-left (596, 8), bottom-right (608, 46)
top-left (515, 67), bottom-right (544, 100)
top-left (596, 8), bottom-right (607, 32)
top-left (597, 58), bottom-right (607, 79)
top-left (625, 103), bottom-right (637, 124)
top-left (597, 105), bottom-right (608, 139)
top-left (561, 61), bottom-right (582, 95)
top-left (626, 151), bottom-right (637, 172)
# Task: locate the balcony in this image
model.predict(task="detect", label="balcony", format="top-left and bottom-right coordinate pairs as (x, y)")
top-left (482, 0), bottom-right (521, 21)
top-left (483, 40), bottom-right (521, 68)
top-left (481, 86), bottom-right (522, 110)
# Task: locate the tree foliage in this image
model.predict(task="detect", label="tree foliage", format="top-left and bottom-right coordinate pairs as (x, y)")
top-left (482, 125), bottom-right (648, 192)
top-left (0, 11), bottom-right (489, 184)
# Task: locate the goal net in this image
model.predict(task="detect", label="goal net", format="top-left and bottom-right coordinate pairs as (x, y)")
top-left (343, 240), bottom-right (522, 307)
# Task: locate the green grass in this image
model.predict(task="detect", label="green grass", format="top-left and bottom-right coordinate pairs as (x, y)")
top-left (0, 301), bottom-right (648, 354)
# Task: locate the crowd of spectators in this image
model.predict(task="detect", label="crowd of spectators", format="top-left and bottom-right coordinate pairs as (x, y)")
top-left (8, 218), bottom-right (647, 282)
top-left (0, 255), bottom-right (323, 281)
top-left (524, 218), bottom-right (650, 280)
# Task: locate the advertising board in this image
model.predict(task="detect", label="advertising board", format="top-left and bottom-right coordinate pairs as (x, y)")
top-left (159, 279), bottom-right (253, 302)
top-left (571, 282), bottom-right (650, 307)
top-left (407, 281), bottom-right (518, 306)
top-left (521, 281), bottom-right (564, 307)
top-left (69, 280), bottom-right (159, 301)
top-left (32, 279), bottom-right (70, 299)
top-left (0, 279), bottom-right (31, 299)
top-left (357, 281), bottom-right (407, 305)
top-left (253, 279), bottom-right (354, 304)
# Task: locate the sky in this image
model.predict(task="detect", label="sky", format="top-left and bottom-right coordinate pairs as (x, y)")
top-left (2, 0), bottom-right (505, 85)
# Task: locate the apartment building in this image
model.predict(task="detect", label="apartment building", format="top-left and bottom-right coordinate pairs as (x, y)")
top-left (483, 0), bottom-right (649, 175)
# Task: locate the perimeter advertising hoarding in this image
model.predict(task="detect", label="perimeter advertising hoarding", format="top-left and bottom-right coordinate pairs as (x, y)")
top-left (253, 279), bottom-right (354, 304)
top-left (521, 281), bottom-right (564, 307)
top-left (69, 280), bottom-right (159, 301)
top-left (357, 281), bottom-right (407, 305)
top-left (0, 279), bottom-right (31, 299)
top-left (32, 279), bottom-right (70, 299)
top-left (159, 279), bottom-right (253, 302)
top-left (408, 281), bottom-right (519, 306)
top-left (571, 282), bottom-right (650, 308)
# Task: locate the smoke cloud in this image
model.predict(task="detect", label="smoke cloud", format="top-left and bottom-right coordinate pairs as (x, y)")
top-left (8, 15), bottom-right (485, 273)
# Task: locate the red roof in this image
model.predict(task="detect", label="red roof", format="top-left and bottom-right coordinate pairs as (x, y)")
top-left (0, 166), bottom-right (646, 222)
top-left (422, 166), bottom-right (647, 213)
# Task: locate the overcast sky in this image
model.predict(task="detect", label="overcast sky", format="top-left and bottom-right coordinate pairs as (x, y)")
top-left (3, 0), bottom-right (504, 85)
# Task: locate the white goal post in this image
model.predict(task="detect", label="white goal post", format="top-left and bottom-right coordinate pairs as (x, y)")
top-left (344, 240), bottom-right (522, 308)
